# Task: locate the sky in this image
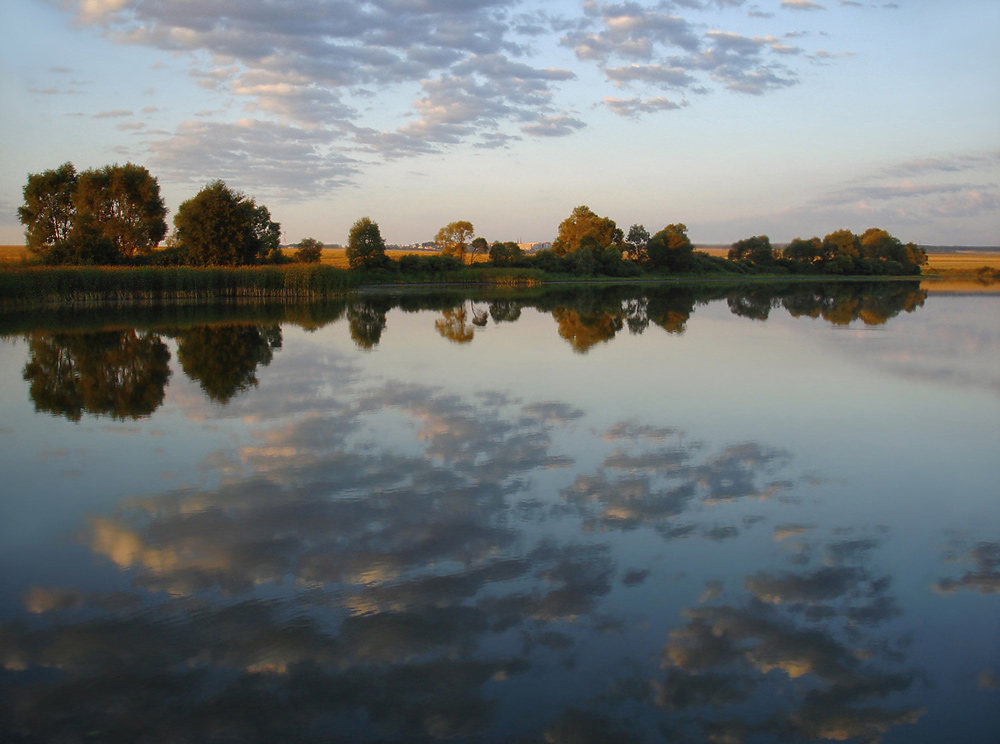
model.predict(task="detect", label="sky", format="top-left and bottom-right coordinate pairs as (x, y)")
top-left (1, 0), bottom-right (998, 247)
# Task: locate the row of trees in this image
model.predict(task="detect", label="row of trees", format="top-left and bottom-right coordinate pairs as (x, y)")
top-left (18, 162), bottom-right (288, 267)
top-left (19, 164), bottom-right (926, 276)
top-left (729, 229), bottom-right (927, 276)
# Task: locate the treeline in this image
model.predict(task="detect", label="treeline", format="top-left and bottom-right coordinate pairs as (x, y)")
top-left (17, 163), bottom-right (926, 278)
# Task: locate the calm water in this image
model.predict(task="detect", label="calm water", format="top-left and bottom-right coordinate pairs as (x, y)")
top-left (1, 282), bottom-right (998, 743)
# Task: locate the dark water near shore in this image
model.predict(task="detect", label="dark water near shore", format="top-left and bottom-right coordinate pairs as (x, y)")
top-left (1, 282), bottom-right (998, 743)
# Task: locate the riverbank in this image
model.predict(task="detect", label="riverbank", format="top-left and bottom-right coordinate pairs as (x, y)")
top-left (1, 246), bottom-right (996, 307)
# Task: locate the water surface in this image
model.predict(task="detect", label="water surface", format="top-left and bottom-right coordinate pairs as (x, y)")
top-left (1, 282), bottom-right (997, 743)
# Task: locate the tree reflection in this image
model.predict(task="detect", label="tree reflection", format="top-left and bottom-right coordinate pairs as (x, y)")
top-left (347, 297), bottom-right (392, 349)
top-left (22, 329), bottom-right (171, 421)
top-left (435, 305), bottom-right (477, 343)
top-left (173, 324), bottom-right (282, 403)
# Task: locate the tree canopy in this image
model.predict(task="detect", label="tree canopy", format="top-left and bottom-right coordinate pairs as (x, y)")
top-left (294, 237), bottom-right (323, 263)
top-left (646, 224), bottom-right (694, 272)
top-left (18, 163), bottom-right (78, 253)
top-left (174, 181), bottom-right (280, 266)
top-left (347, 217), bottom-right (388, 269)
top-left (552, 206), bottom-right (622, 256)
top-left (74, 163), bottom-right (167, 258)
top-left (728, 235), bottom-right (774, 265)
top-left (435, 221), bottom-right (475, 263)
top-left (19, 162), bottom-right (167, 264)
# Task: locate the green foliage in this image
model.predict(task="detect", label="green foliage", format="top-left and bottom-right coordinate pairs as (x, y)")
top-left (782, 237), bottom-right (822, 263)
top-left (488, 241), bottom-right (523, 267)
top-left (19, 162), bottom-right (167, 265)
top-left (397, 253), bottom-right (463, 275)
top-left (779, 228), bottom-right (925, 276)
top-left (729, 235), bottom-right (775, 265)
top-left (435, 220), bottom-right (475, 263)
top-left (19, 163), bottom-right (78, 254)
top-left (73, 163), bottom-right (167, 259)
top-left (294, 237), bottom-right (323, 263)
top-left (174, 181), bottom-right (280, 266)
top-left (552, 206), bottom-right (622, 256)
top-left (347, 217), bottom-right (388, 269)
top-left (624, 224), bottom-right (650, 262)
top-left (470, 236), bottom-right (490, 261)
top-left (0, 265), bottom-right (355, 306)
top-left (645, 224), bottom-right (694, 272)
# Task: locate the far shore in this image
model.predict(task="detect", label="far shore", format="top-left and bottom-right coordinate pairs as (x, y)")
top-left (2, 244), bottom-right (998, 294)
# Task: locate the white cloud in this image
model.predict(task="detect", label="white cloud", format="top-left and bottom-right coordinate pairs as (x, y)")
top-left (782, 0), bottom-right (826, 10)
top-left (603, 96), bottom-right (687, 118)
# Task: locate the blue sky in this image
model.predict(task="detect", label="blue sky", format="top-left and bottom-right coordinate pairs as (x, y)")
top-left (1, 0), bottom-right (998, 246)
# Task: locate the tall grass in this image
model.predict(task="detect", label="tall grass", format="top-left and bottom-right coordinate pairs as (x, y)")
top-left (0, 265), bottom-right (358, 307)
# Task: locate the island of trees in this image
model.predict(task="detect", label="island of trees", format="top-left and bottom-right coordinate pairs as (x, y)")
top-left (13, 161), bottom-right (929, 288)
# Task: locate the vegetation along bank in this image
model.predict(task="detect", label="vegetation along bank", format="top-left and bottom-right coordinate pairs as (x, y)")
top-left (5, 160), bottom-right (978, 306)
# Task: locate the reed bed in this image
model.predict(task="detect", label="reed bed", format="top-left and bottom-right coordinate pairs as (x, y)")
top-left (0, 265), bottom-right (358, 307)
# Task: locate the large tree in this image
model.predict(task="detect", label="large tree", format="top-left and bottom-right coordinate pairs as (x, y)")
top-left (174, 181), bottom-right (280, 266)
top-left (346, 217), bottom-right (387, 269)
top-left (19, 162), bottom-right (168, 264)
top-left (552, 206), bottom-right (622, 257)
top-left (435, 221), bottom-right (475, 263)
top-left (18, 163), bottom-right (78, 256)
top-left (624, 224), bottom-right (650, 262)
top-left (728, 235), bottom-right (775, 265)
top-left (646, 224), bottom-right (694, 272)
top-left (73, 163), bottom-right (167, 259)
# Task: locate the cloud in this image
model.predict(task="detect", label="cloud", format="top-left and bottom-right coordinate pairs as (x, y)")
top-left (148, 119), bottom-right (358, 198)
top-left (93, 108), bottom-right (134, 118)
top-left (521, 114), bottom-right (587, 137)
top-left (934, 541), bottom-right (1000, 595)
top-left (603, 96), bottom-right (688, 118)
top-left (782, 0), bottom-right (827, 9)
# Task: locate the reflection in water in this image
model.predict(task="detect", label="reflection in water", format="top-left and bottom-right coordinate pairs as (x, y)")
top-left (348, 296), bottom-right (392, 349)
top-left (22, 329), bottom-right (171, 421)
top-left (174, 324), bottom-right (282, 403)
top-left (2, 283), bottom-right (997, 742)
top-left (0, 376), bottom-right (935, 743)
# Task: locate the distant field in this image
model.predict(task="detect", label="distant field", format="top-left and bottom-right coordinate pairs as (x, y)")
top-left (921, 252), bottom-right (1000, 272)
top-left (0, 245), bottom-right (28, 263)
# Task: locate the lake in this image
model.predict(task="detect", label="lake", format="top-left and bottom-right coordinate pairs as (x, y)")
top-left (1, 281), bottom-right (998, 743)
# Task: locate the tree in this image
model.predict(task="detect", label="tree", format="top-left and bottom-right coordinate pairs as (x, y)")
top-left (435, 221), bottom-right (475, 263)
top-left (469, 236), bottom-right (490, 263)
top-left (73, 163), bottom-right (167, 259)
top-left (624, 224), bottom-right (650, 262)
top-left (782, 237), bottom-right (822, 263)
top-left (489, 240), bottom-right (522, 266)
top-left (346, 217), bottom-right (387, 269)
top-left (646, 224), bottom-right (694, 272)
top-left (552, 206), bottom-right (622, 256)
top-left (18, 163), bottom-right (78, 257)
top-left (294, 237), bottom-right (323, 263)
top-left (174, 181), bottom-right (280, 266)
top-left (728, 235), bottom-right (774, 265)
